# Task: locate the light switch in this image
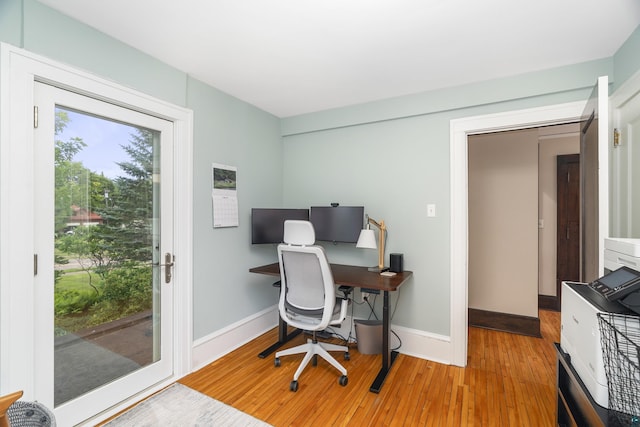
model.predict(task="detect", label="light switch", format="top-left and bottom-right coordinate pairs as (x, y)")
top-left (427, 204), bottom-right (436, 217)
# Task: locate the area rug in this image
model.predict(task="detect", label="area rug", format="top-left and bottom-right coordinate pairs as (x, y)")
top-left (104, 383), bottom-right (272, 426)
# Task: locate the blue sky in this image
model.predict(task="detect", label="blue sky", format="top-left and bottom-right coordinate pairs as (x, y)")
top-left (56, 108), bottom-right (138, 179)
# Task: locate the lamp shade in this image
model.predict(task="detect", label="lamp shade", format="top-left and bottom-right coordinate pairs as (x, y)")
top-left (356, 229), bottom-right (377, 249)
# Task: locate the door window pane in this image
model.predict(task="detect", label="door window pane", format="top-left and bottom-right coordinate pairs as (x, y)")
top-left (53, 107), bottom-right (161, 406)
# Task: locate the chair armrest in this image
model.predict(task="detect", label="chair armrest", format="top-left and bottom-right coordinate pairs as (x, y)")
top-left (336, 296), bottom-right (349, 323)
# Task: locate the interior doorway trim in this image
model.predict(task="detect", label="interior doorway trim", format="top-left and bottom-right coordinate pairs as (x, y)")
top-left (449, 101), bottom-right (585, 366)
top-left (610, 68), bottom-right (640, 237)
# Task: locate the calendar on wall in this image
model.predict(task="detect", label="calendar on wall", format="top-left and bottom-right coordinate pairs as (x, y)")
top-left (211, 163), bottom-right (239, 228)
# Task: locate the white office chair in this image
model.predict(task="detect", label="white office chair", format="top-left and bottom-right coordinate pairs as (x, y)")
top-left (274, 220), bottom-right (349, 392)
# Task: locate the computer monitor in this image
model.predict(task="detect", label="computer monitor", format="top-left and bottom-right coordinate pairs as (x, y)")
top-left (251, 208), bottom-right (309, 244)
top-left (310, 206), bottom-right (364, 244)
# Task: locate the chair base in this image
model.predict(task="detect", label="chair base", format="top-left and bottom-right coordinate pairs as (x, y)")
top-left (275, 339), bottom-right (348, 386)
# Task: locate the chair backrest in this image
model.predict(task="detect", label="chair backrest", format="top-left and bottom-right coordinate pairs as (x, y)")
top-left (277, 220), bottom-right (336, 330)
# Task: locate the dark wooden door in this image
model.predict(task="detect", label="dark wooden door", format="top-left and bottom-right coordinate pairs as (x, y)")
top-left (557, 154), bottom-right (580, 309)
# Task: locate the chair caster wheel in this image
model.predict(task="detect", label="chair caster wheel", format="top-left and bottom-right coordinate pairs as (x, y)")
top-left (339, 375), bottom-right (348, 386)
top-left (290, 380), bottom-right (298, 392)
top-left (344, 352), bottom-right (350, 361)
top-left (274, 357), bottom-right (280, 367)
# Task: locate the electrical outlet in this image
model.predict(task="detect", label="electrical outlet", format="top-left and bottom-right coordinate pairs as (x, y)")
top-left (361, 290), bottom-right (370, 303)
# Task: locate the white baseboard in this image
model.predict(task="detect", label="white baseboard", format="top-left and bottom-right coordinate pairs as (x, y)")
top-left (191, 307), bottom-right (455, 371)
top-left (391, 324), bottom-right (452, 365)
top-left (191, 305), bottom-right (278, 371)
top-left (333, 316), bottom-right (453, 364)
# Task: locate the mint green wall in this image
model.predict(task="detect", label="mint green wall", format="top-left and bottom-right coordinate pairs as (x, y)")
top-left (187, 79), bottom-right (284, 337)
top-left (613, 25), bottom-right (640, 91)
top-left (1, 0), bottom-right (283, 340)
top-left (3, 1), bottom-right (639, 342)
top-left (0, 0), bottom-right (22, 46)
top-left (280, 58), bottom-right (612, 136)
top-left (281, 88), bottom-right (597, 335)
top-left (279, 38), bottom-right (638, 335)
top-left (23, 0), bottom-right (186, 106)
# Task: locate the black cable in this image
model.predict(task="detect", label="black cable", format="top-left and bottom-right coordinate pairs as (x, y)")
top-left (345, 291), bottom-right (357, 345)
top-left (362, 291), bottom-right (403, 351)
top-left (365, 293), bottom-right (379, 320)
top-left (391, 328), bottom-right (402, 351)
top-left (390, 286), bottom-right (403, 350)
top-left (325, 327), bottom-right (349, 343)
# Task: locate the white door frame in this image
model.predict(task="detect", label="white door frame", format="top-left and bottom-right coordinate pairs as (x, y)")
top-left (449, 101), bottom-right (587, 366)
top-left (0, 43), bottom-right (193, 424)
top-left (610, 69), bottom-right (640, 236)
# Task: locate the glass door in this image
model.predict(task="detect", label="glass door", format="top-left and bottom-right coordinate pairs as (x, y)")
top-left (33, 82), bottom-right (174, 426)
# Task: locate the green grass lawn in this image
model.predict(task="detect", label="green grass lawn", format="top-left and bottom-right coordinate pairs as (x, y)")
top-left (55, 270), bottom-right (103, 334)
top-left (57, 270), bottom-right (102, 292)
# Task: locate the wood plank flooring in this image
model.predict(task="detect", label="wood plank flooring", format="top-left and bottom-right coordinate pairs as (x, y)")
top-left (180, 309), bottom-right (560, 426)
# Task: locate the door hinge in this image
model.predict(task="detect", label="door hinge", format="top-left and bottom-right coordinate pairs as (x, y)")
top-left (34, 254), bottom-right (38, 275)
top-left (33, 106), bottom-right (38, 128)
top-left (613, 128), bottom-right (620, 147)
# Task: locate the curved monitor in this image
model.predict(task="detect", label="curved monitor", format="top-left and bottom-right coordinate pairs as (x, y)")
top-left (310, 206), bottom-right (364, 244)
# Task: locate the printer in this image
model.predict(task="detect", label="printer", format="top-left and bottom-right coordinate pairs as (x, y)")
top-left (560, 281), bottom-right (627, 408)
top-left (604, 237), bottom-right (640, 273)
top-left (560, 238), bottom-right (640, 408)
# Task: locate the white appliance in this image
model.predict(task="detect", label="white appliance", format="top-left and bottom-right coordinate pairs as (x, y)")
top-left (604, 237), bottom-right (640, 273)
top-left (560, 238), bottom-right (640, 409)
top-left (560, 281), bottom-right (614, 408)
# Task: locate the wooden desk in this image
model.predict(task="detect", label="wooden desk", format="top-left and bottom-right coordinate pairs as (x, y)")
top-left (250, 262), bottom-right (413, 393)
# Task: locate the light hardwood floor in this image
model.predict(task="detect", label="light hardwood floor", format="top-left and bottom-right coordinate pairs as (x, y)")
top-left (180, 309), bottom-right (560, 426)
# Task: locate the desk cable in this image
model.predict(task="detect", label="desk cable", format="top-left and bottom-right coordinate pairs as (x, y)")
top-left (359, 289), bottom-right (404, 352)
top-left (327, 287), bottom-right (404, 351)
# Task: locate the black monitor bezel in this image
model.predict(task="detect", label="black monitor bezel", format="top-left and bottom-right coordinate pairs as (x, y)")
top-left (251, 208), bottom-right (309, 244)
top-left (309, 206), bottom-right (364, 244)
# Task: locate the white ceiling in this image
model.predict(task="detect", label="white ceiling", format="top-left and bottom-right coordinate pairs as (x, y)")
top-left (38, 0), bottom-right (640, 118)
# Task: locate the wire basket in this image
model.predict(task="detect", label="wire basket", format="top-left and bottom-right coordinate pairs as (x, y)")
top-left (598, 312), bottom-right (640, 426)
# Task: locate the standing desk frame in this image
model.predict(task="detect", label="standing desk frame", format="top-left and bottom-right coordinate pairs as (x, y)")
top-left (249, 262), bottom-right (412, 393)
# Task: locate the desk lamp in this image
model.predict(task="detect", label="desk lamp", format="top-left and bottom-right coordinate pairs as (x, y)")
top-left (356, 215), bottom-right (388, 272)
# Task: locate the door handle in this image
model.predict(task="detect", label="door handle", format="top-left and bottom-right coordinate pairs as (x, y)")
top-left (164, 253), bottom-right (174, 284)
top-left (153, 253), bottom-right (175, 284)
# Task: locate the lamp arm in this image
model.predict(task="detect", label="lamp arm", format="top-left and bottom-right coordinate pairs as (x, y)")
top-left (366, 217), bottom-right (386, 270)
top-left (366, 216), bottom-right (383, 231)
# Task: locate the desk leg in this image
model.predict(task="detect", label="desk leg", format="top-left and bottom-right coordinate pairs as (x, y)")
top-left (258, 316), bottom-right (302, 359)
top-left (369, 290), bottom-right (399, 393)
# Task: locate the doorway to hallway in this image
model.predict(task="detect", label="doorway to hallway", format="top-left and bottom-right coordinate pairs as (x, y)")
top-left (449, 100), bottom-right (587, 367)
top-left (467, 125), bottom-right (580, 337)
